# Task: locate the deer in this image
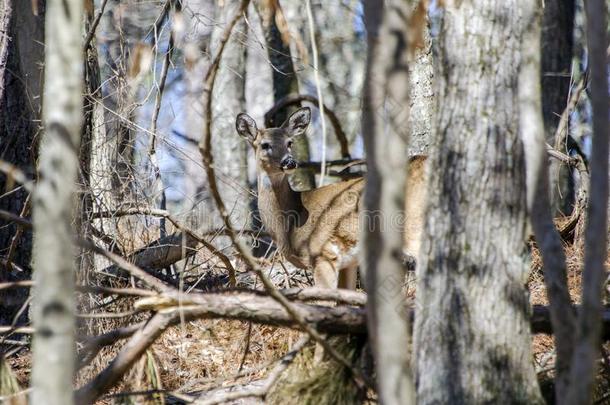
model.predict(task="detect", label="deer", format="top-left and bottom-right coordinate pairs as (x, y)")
top-left (236, 107), bottom-right (427, 292)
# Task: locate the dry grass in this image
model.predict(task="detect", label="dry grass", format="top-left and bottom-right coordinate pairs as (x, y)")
top-left (3, 215), bottom-right (609, 404)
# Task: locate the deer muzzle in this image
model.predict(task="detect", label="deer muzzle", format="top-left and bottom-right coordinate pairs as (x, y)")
top-left (280, 156), bottom-right (298, 171)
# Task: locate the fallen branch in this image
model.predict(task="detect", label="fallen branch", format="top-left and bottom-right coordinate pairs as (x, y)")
top-left (77, 321), bottom-right (147, 369)
top-left (72, 292), bottom-right (610, 404)
top-left (92, 208), bottom-right (237, 285)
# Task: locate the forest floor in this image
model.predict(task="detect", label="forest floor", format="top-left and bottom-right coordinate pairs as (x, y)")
top-left (4, 215), bottom-right (610, 404)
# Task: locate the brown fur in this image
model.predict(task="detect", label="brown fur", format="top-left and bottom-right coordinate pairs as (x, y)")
top-left (237, 108), bottom-right (427, 290)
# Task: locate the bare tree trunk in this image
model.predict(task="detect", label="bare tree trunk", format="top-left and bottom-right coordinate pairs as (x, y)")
top-left (407, 12), bottom-right (434, 155)
top-left (414, 1), bottom-right (543, 403)
top-left (0, 0), bottom-right (45, 324)
top-left (518, 2), bottom-right (576, 400)
top-left (361, 0), bottom-right (415, 403)
top-left (202, 0), bottom-right (250, 233)
top-left (256, 0), bottom-right (314, 190)
top-left (565, 0), bottom-right (609, 402)
top-left (31, 0), bottom-right (83, 403)
top-left (541, 0), bottom-right (576, 215)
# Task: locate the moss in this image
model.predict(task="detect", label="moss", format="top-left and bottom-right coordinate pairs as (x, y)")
top-left (267, 335), bottom-right (368, 405)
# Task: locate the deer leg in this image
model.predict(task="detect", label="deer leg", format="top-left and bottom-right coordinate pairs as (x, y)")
top-left (313, 258), bottom-right (338, 289)
top-left (313, 258), bottom-right (338, 363)
top-left (338, 263), bottom-right (358, 290)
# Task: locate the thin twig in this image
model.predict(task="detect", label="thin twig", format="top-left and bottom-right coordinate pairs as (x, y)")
top-left (84, 0), bottom-right (109, 51)
top-left (196, 0), bottom-right (370, 389)
top-left (77, 239), bottom-right (172, 293)
top-left (91, 207), bottom-right (236, 285)
top-left (304, 0), bottom-right (327, 186)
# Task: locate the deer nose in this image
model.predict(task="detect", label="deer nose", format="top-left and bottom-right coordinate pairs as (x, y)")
top-left (280, 156), bottom-right (297, 171)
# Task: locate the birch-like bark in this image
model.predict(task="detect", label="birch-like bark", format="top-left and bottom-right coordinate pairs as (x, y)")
top-left (31, 0), bottom-right (83, 403)
top-left (414, 1), bottom-right (543, 402)
top-left (518, 3), bottom-right (576, 399)
top-left (361, 0), bottom-right (415, 403)
top-left (565, 0), bottom-right (609, 403)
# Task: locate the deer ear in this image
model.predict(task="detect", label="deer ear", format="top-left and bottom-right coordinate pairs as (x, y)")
top-left (282, 107), bottom-right (311, 137)
top-left (236, 113), bottom-right (258, 143)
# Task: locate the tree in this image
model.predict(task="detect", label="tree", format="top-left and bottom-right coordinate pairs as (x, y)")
top-left (256, 0), bottom-right (314, 190)
top-left (361, 0), bottom-right (416, 403)
top-left (414, 1), bottom-right (544, 402)
top-left (0, 0), bottom-right (45, 325)
top-left (31, 0), bottom-right (83, 403)
top-left (201, 0), bottom-right (250, 233)
top-left (541, 0), bottom-right (576, 215)
top-left (564, 0), bottom-right (609, 402)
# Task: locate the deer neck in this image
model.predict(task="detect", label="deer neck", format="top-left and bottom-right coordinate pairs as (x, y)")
top-left (257, 172), bottom-right (304, 252)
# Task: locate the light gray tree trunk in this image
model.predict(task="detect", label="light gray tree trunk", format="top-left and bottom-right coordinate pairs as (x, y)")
top-left (361, 0), bottom-right (415, 403)
top-left (414, 1), bottom-right (543, 403)
top-left (518, 2), bottom-right (576, 399)
top-left (182, 0), bottom-right (214, 214)
top-left (202, 0), bottom-right (250, 233)
top-left (407, 14), bottom-right (434, 156)
top-left (31, 0), bottom-right (83, 403)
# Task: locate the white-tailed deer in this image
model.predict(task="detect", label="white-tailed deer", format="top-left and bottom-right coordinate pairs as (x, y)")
top-left (236, 107), bottom-right (427, 291)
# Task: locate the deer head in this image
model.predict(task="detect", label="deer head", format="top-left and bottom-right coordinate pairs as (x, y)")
top-left (236, 107), bottom-right (311, 176)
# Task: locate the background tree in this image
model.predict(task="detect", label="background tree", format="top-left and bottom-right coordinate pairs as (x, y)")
top-left (200, 1), bottom-right (250, 235)
top-left (31, 0), bottom-right (83, 403)
top-left (541, 0), bottom-right (576, 215)
top-left (414, 1), bottom-right (544, 402)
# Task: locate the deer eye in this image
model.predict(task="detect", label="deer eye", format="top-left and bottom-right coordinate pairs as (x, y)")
top-left (261, 142), bottom-right (271, 151)
top-left (287, 140), bottom-right (293, 149)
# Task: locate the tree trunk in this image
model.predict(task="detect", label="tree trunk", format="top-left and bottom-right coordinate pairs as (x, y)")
top-left (256, 0), bottom-right (314, 191)
top-left (202, 0), bottom-right (250, 233)
top-left (407, 9), bottom-right (434, 155)
top-left (414, 1), bottom-right (543, 403)
top-left (31, 0), bottom-right (83, 403)
top-left (361, 0), bottom-right (416, 402)
top-left (541, 0), bottom-right (575, 215)
top-left (565, 0), bottom-right (609, 402)
top-left (518, 1), bottom-right (576, 399)
top-left (0, 0), bottom-right (45, 324)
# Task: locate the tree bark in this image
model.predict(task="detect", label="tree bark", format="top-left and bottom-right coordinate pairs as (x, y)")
top-left (414, 1), bottom-right (544, 403)
top-left (361, 0), bottom-right (416, 403)
top-left (0, 0), bottom-right (45, 324)
top-left (256, 0), bottom-right (314, 190)
top-left (541, 0), bottom-right (576, 215)
top-left (31, 0), bottom-right (83, 403)
top-left (565, 0), bottom-right (609, 403)
top-left (406, 7), bottom-right (434, 155)
top-left (518, 2), bottom-right (576, 399)
top-left (201, 0), bottom-right (250, 234)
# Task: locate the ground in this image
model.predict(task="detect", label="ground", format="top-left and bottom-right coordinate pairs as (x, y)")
top-left (3, 214), bottom-right (610, 404)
